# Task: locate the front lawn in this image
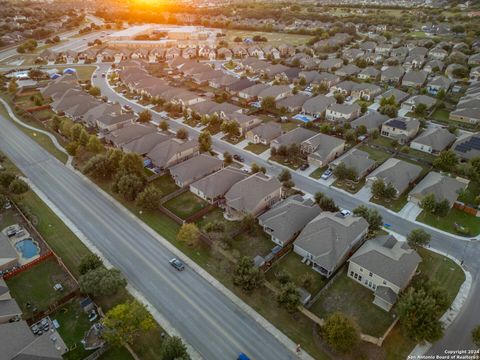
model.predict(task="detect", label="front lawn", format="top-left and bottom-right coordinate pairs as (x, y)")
top-left (163, 191), bottom-right (209, 219)
top-left (309, 166), bottom-right (328, 179)
top-left (458, 182), bottom-right (480, 207)
top-left (150, 174), bottom-right (179, 196)
top-left (370, 193), bottom-right (409, 212)
top-left (6, 258), bottom-right (77, 318)
top-left (244, 142), bottom-right (270, 155)
top-left (416, 208), bottom-right (480, 237)
top-left (333, 178), bottom-right (366, 194)
top-left (266, 251), bottom-right (326, 295)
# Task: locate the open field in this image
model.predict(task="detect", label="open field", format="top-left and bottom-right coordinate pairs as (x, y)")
top-left (223, 30), bottom-right (313, 46)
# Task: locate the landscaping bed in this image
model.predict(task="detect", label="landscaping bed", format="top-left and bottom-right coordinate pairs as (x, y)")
top-left (333, 178), bottom-right (365, 194)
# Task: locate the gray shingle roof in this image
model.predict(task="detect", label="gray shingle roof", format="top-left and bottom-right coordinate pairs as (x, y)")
top-left (190, 167), bottom-right (247, 200)
top-left (409, 172), bottom-right (468, 207)
top-left (332, 149), bottom-right (375, 179)
top-left (411, 128), bottom-right (456, 152)
top-left (351, 111), bottom-right (389, 131)
top-left (302, 95), bottom-right (336, 115)
top-left (452, 133), bottom-right (480, 160)
top-left (367, 158), bottom-right (422, 195)
top-left (169, 154), bottom-right (223, 186)
top-left (272, 128), bottom-right (316, 148)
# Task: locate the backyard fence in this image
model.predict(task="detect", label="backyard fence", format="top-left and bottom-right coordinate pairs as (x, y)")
top-left (2, 251), bottom-right (54, 280)
top-left (26, 289), bottom-right (81, 325)
top-left (160, 187), bottom-right (187, 204)
top-left (454, 202), bottom-right (479, 216)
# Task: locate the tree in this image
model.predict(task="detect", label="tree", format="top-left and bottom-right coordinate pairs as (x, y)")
top-left (314, 192), bottom-right (325, 205)
top-left (138, 110), bottom-right (152, 123)
top-left (232, 256), bottom-right (264, 292)
top-left (433, 150), bottom-right (458, 172)
top-left (321, 312), bottom-right (360, 354)
top-left (319, 197), bottom-right (339, 212)
top-left (71, 124), bottom-right (83, 141)
top-left (276, 282), bottom-right (300, 313)
top-left (159, 120), bottom-right (169, 131)
top-left (78, 254), bottom-right (103, 275)
top-left (176, 128), bottom-right (188, 140)
top-left (434, 199), bottom-right (450, 218)
top-left (8, 79), bottom-right (17, 93)
top-left (88, 86), bottom-right (101, 96)
top-left (241, 214), bottom-right (257, 235)
top-left (28, 69), bottom-right (44, 80)
top-left (398, 288), bottom-right (443, 342)
top-left (261, 96), bottom-right (276, 111)
top-left (472, 326), bottom-right (480, 348)
top-left (278, 169), bottom-right (292, 183)
top-left (79, 129), bottom-right (90, 146)
top-left (135, 185), bottom-right (162, 211)
top-left (379, 104), bottom-right (398, 118)
top-left (371, 179), bottom-right (386, 198)
top-left (115, 174), bottom-right (145, 201)
top-left (86, 135), bottom-right (104, 153)
top-left (0, 172), bottom-right (17, 189)
top-left (160, 336), bottom-right (191, 360)
top-left (223, 151), bottom-right (233, 165)
top-left (383, 183), bottom-right (397, 200)
top-left (334, 93), bottom-right (345, 104)
top-left (437, 89), bottom-right (446, 100)
top-left (420, 193), bottom-right (436, 214)
top-left (198, 131), bottom-right (212, 153)
top-left (407, 228), bottom-right (431, 247)
top-left (8, 179), bottom-right (29, 194)
top-left (84, 154), bottom-right (116, 179)
top-left (220, 120), bottom-right (240, 138)
top-left (333, 163), bottom-right (349, 181)
top-left (103, 300), bottom-right (155, 347)
top-left (414, 103), bottom-right (428, 117)
top-left (119, 153), bottom-right (144, 177)
top-left (353, 205), bottom-right (383, 231)
top-left (177, 223), bottom-right (200, 247)
top-left (79, 268), bottom-right (126, 296)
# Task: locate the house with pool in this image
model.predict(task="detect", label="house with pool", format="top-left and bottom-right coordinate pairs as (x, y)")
top-left (2, 224), bottom-right (42, 267)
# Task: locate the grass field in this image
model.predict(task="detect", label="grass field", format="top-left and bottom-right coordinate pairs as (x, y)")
top-left (6, 258), bottom-right (76, 318)
top-left (232, 226), bottom-right (274, 259)
top-left (223, 30), bottom-right (313, 46)
top-left (417, 208), bottom-right (480, 237)
top-left (244, 142), bottom-right (270, 154)
top-left (150, 174), bottom-right (178, 196)
top-left (42, 65), bottom-right (97, 82)
top-left (164, 191), bottom-right (209, 219)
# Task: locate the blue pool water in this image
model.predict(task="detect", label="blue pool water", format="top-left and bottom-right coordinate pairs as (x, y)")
top-left (293, 114), bottom-right (313, 123)
top-left (15, 239), bottom-right (39, 259)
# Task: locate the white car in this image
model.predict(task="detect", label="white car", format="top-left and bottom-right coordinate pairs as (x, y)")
top-left (340, 209), bottom-right (352, 217)
top-left (321, 169), bottom-right (333, 180)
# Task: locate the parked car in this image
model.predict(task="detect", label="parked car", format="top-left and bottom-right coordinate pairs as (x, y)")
top-left (340, 209), bottom-right (352, 217)
top-left (169, 258), bottom-right (185, 271)
top-left (237, 354), bottom-right (250, 360)
top-left (299, 163), bottom-right (310, 171)
top-left (233, 154), bottom-right (244, 162)
top-left (321, 169), bottom-right (333, 180)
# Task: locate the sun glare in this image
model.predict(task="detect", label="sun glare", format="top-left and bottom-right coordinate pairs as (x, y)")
top-left (132, 0), bottom-right (172, 7)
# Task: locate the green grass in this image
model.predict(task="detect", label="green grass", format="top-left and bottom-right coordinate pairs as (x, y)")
top-left (6, 258), bottom-right (77, 318)
top-left (309, 267), bottom-right (396, 337)
top-left (150, 174), bottom-right (179, 196)
top-left (223, 30), bottom-right (313, 46)
top-left (371, 136), bottom-right (399, 150)
top-left (371, 192), bottom-right (409, 212)
top-left (458, 182), bottom-right (480, 207)
top-left (163, 191), bottom-right (209, 219)
top-left (357, 144), bottom-right (391, 163)
top-left (0, 209), bottom-right (19, 229)
top-left (244, 142), bottom-right (270, 155)
top-left (309, 166), bottom-right (328, 179)
top-left (404, 148), bottom-right (437, 164)
top-left (266, 252), bottom-right (326, 295)
top-left (99, 347), bottom-right (134, 360)
top-left (231, 226), bottom-right (274, 259)
top-left (416, 208), bottom-right (480, 237)
top-left (431, 108), bottom-right (450, 122)
top-left (42, 65), bottom-right (97, 82)
top-left (0, 98), bottom-right (68, 163)
top-left (196, 207), bottom-right (240, 235)
top-left (280, 121), bottom-right (300, 132)
top-left (333, 178), bottom-right (366, 194)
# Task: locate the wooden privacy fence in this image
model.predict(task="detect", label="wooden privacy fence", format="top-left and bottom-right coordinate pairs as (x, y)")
top-left (454, 202), bottom-right (479, 216)
top-left (2, 251), bottom-right (54, 280)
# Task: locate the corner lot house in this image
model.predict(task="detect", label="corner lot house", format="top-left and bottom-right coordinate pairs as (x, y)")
top-left (348, 235), bottom-right (421, 311)
top-left (408, 172), bottom-right (468, 208)
top-left (190, 167), bottom-right (247, 204)
top-left (246, 122), bottom-right (282, 145)
top-left (331, 148), bottom-right (376, 180)
top-left (294, 212), bottom-right (369, 278)
top-left (258, 196), bottom-right (321, 247)
top-left (169, 154), bottom-right (223, 187)
top-left (452, 133), bottom-right (480, 160)
top-left (224, 173), bottom-right (282, 219)
top-left (366, 158), bottom-right (422, 197)
top-left (410, 128), bottom-right (456, 155)
top-left (381, 117), bottom-right (420, 144)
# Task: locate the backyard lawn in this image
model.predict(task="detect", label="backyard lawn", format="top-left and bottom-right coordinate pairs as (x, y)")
top-left (150, 174), bottom-right (179, 196)
top-left (244, 142), bottom-right (270, 155)
top-left (357, 144), bottom-right (391, 163)
top-left (458, 181), bottom-right (480, 206)
top-left (0, 209), bottom-right (19, 229)
top-left (370, 136), bottom-right (399, 151)
top-left (232, 225), bottom-right (275, 259)
top-left (266, 251), bottom-right (326, 295)
top-left (196, 207), bottom-right (240, 236)
top-left (309, 268), bottom-right (396, 337)
top-left (163, 191), bottom-right (209, 219)
top-left (6, 258), bottom-right (77, 318)
top-left (417, 208), bottom-right (480, 237)
top-left (281, 121), bottom-right (300, 132)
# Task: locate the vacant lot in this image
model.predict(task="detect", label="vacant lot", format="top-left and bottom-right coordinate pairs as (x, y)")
top-left (6, 258), bottom-right (77, 318)
top-left (223, 30), bottom-right (313, 46)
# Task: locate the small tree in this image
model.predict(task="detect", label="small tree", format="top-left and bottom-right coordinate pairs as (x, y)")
top-left (434, 199), bottom-right (450, 217)
top-left (79, 129), bottom-right (90, 146)
top-left (371, 179), bottom-right (386, 198)
top-left (135, 185), bottom-right (162, 211)
top-left (8, 179), bottom-right (29, 195)
top-left (232, 256), bottom-right (264, 292)
top-left (79, 268), bottom-right (126, 296)
top-left (119, 153), bottom-right (144, 177)
top-left (314, 191), bottom-right (325, 205)
top-left (86, 135), bottom-right (104, 153)
top-left (276, 282), bottom-right (300, 313)
top-left (0, 172), bottom-right (16, 189)
top-left (138, 110), bottom-right (152, 123)
top-left (221, 120), bottom-right (240, 138)
top-left (177, 223), bottom-right (200, 247)
top-left (176, 128), bottom-right (188, 140)
top-left (433, 150), bottom-right (458, 172)
top-left (198, 131), bottom-right (212, 153)
top-left (115, 174), bottom-right (145, 201)
top-left (353, 205), bottom-right (383, 232)
top-left (103, 300), bottom-right (155, 347)
top-left (278, 169), bottom-right (292, 183)
top-left (88, 86), bottom-right (101, 96)
top-left (78, 254), bottom-right (103, 275)
top-left (407, 228), bottom-right (431, 247)
top-left (223, 151), bottom-right (233, 165)
top-left (318, 197), bottom-right (339, 212)
top-left (420, 193), bottom-right (436, 214)
top-left (160, 336), bottom-right (191, 360)
top-left (322, 312), bottom-right (360, 354)
top-left (8, 79), bottom-right (17, 93)
top-left (261, 96), bottom-right (276, 111)
top-left (159, 120), bottom-right (169, 131)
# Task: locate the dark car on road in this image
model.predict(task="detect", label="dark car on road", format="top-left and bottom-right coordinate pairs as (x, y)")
top-left (299, 163), bottom-right (309, 171)
top-left (169, 258), bottom-right (185, 271)
top-left (233, 154), bottom-right (244, 162)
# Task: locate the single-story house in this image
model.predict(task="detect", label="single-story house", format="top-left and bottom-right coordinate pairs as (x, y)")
top-left (169, 154), bottom-right (223, 188)
top-left (301, 95), bottom-right (336, 119)
top-left (147, 138), bottom-right (200, 170)
top-left (294, 212), bottom-right (369, 278)
top-left (246, 122), bottom-right (282, 145)
top-left (376, 88), bottom-right (409, 105)
top-left (303, 133), bottom-right (346, 168)
top-left (401, 70), bottom-right (428, 88)
top-left (271, 128), bottom-right (317, 150)
top-left (401, 95), bottom-right (436, 113)
top-left (351, 111), bottom-right (390, 131)
top-left (122, 131), bottom-right (174, 156)
top-left (410, 127), bottom-right (456, 154)
top-left (276, 94), bottom-right (309, 113)
top-left (325, 103), bottom-right (361, 122)
top-left (452, 133), bottom-right (480, 160)
top-left (331, 148), bottom-right (376, 180)
top-left (105, 123), bottom-right (157, 147)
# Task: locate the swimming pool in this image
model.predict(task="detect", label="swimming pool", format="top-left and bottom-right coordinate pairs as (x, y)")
top-left (15, 239), bottom-right (40, 259)
top-left (293, 114), bottom-right (313, 123)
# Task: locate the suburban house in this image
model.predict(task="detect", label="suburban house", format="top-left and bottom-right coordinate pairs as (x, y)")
top-left (301, 133), bottom-right (346, 168)
top-left (190, 167), bottom-right (247, 204)
top-left (122, 131), bottom-right (174, 156)
top-left (427, 75), bottom-right (453, 96)
top-left (331, 148), bottom-right (376, 180)
top-left (401, 95), bottom-right (437, 113)
top-left (271, 128), bottom-right (317, 150)
top-left (357, 67), bottom-right (380, 81)
top-left (0, 279), bottom-right (21, 324)
top-left (449, 88), bottom-right (480, 125)
top-left (0, 232), bottom-right (19, 271)
top-left (381, 117), bottom-right (420, 144)
top-left (169, 154), bottom-right (223, 187)
top-left (246, 122), bottom-right (282, 145)
top-left (238, 83), bottom-right (270, 101)
top-left (366, 158), bottom-right (423, 197)
top-left (452, 133), bottom-right (480, 160)
top-left (293, 212), bottom-right (369, 278)
top-left (325, 103), bottom-right (361, 122)
top-left (410, 127), bottom-right (456, 154)
top-left (351, 83), bottom-right (382, 101)
top-left (224, 173), bottom-right (282, 219)
top-left (351, 111), bottom-right (390, 131)
top-left (301, 95), bottom-right (336, 119)
top-left (380, 66), bottom-right (405, 84)
top-left (276, 94), bottom-right (309, 113)
top-left (258, 195), bottom-right (321, 247)
top-left (105, 123), bottom-right (157, 147)
top-left (96, 113), bottom-right (136, 133)
top-left (376, 88), bottom-right (409, 105)
top-left (408, 172), bottom-right (468, 208)
top-left (348, 235), bottom-right (421, 311)
top-left (146, 138), bottom-right (200, 170)
top-left (401, 70), bottom-right (428, 88)
top-left (229, 113), bottom-right (263, 136)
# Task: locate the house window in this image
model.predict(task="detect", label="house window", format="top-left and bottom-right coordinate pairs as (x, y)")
top-left (358, 275), bottom-right (362, 282)
top-left (350, 271), bottom-right (354, 277)
top-left (383, 280), bottom-right (387, 285)
top-left (353, 273), bottom-right (358, 279)
top-left (369, 272), bottom-right (373, 277)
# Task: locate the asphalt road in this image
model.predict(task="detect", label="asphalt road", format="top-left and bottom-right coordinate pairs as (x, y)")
top-left (93, 64), bottom-right (480, 353)
top-left (0, 115), bottom-right (301, 359)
